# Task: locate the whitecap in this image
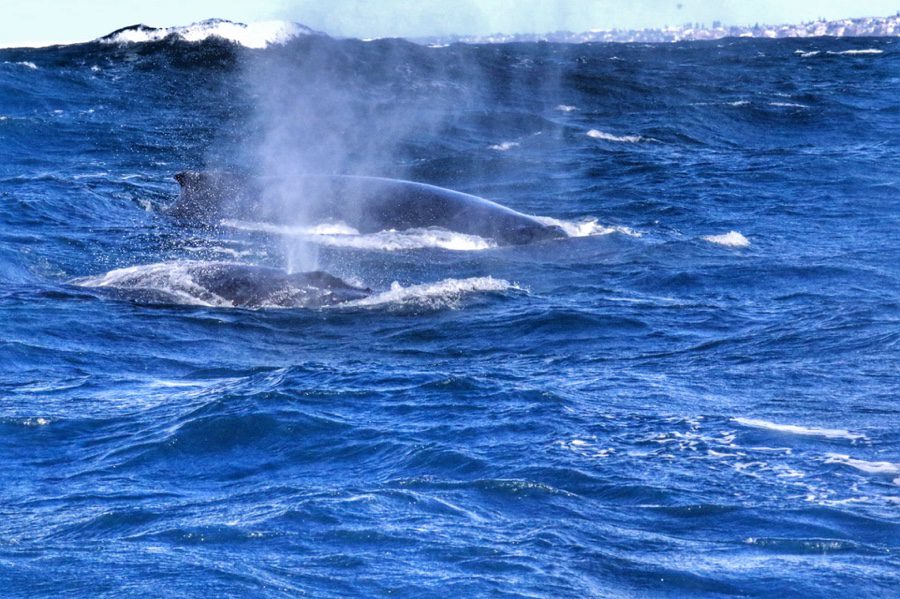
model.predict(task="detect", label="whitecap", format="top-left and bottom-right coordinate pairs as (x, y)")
top-left (796, 50), bottom-right (821, 58)
top-left (827, 49), bottom-right (883, 56)
top-left (346, 277), bottom-right (518, 309)
top-left (534, 216), bottom-right (640, 238)
top-left (733, 418), bottom-right (866, 441)
top-left (728, 100), bottom-right (751, 107)
top-left (586, 129), bottom-right (644, 143)
top-left (825, 454), bottom-right (900, 484)
top-left (183, 245), bottom-right (257, 259)
top-left (769, 102), bottom-right (808, 109)
top-left (100, 19), bottom-right (311, 49)
top-left (703, 231), bottom-right (750, 248)
top-left (15, 61), bottom-right (38, 70)
top-left (222, 220), bottom-right (496, 251)
top-left (488, 141), bottom-right (520, 151)
top-left (555, 104), bottom-right (577, 112)
top-left (559, 438), bottom-right (614, 458)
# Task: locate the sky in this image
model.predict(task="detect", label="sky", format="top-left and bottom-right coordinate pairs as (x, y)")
top-left (1, 0), bottom-right (898, 46)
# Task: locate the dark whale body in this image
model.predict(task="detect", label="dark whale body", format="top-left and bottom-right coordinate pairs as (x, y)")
top-left (170, 171), bottom-right (566, 245)
top-left (74, 262), bottom-right (371, 308)
top-left (185, 264), bottom-right (371, 308)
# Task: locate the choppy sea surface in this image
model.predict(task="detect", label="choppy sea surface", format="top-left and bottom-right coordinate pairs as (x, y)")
top-left (1, 25), bottom-right (898, 597)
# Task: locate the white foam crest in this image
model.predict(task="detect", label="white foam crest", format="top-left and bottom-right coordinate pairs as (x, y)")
top-left (558, 438), bottom-right (614, 458)
top-left (488, 141), bottom-right (520, 151)
top-left (72, 260), bottom-right (230, 307)
top-left (222, 220), bottom-right (496, 251)
top-left (797, 50), bottom-right (821, 58)
top-left (555, 104), bottom-right (577, 112)
top-left (9, 61), bottom-right (38, 70)
top-left (100, 19), bottom-right (311, 49)
top-left (183, 245), bottom-right (257, 259)
top-left (314, 229), bottom-right (496, 251)
top-left (704, 231), bottom-right (750, 248)
top-left (769, 102), bottom-right (808, 109)
top-left (825, 454), bottom-right (900, 481)
top-left (827, 49), bottom-right (883, 56)
top-left (728, 100), bottom-right (751, 107)
top-left (734, 418), bottom-right (866, 441)
top-left (346, 277), bottom-right (517, 309)
top-left (587, 129), bottom-right (645, 143)
top-left (534, 216), bottom-right (640, 238)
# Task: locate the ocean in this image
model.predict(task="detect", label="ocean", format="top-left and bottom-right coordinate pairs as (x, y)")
top-left (0, 22), bottom-right (898, 597)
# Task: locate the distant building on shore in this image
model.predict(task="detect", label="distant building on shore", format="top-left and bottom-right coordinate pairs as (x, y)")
top-left (418, 13), bottom-right (900, 45)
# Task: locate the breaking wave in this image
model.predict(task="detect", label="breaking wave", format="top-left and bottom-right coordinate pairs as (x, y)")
top-left (345, 277), bottom-right (519, 310)
top-left (534, 216), bottom-right (640, 238)
top-left (586, 129), bottom-right (646, 143)
top-left (734, 418), bottom-right (866, 441)
top-left (704, 231), bottom-right (750, 248)
top-left (221, 220), bottom-right (498, 251)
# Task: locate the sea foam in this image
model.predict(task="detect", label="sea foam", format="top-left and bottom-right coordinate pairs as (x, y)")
top-left (346, 277), bottom-right (518, 309)
top-left (825, 453), bottom-right (900, 481)
top-left (488, 141), bottom-right (520, 151)
top-left (222, 220), bottom-right (497, 251)
top-left (704, 231), bottom-right (750, 248)
top-left (586, 129), bottom-right (644, 143)
top-left (734, 418), bottom-right (866, 441)
top-left (534, 216), bottom-right (640, 238)
top-left (827, 49), bottom-right (883, 56)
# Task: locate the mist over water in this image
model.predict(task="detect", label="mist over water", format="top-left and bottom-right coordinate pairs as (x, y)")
top-left (236, 38), bottom-right (469, 271)
top-left (0, 24), bottom-right (898, 597)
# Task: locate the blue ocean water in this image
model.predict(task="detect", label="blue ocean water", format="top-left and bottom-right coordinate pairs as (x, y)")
top-left (1, 28), bottom-right (898, 597)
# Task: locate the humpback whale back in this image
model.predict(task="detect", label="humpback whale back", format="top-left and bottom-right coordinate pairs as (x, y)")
top-left (73, 261), bottom-right (372, 308)
top-left (170, 171), bottom-right (566, 245)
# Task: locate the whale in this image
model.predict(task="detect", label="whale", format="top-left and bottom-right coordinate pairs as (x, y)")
top-left (72, 261), bottom-right (372, 308)
top-left (169, 171), bottom-right (567, 245)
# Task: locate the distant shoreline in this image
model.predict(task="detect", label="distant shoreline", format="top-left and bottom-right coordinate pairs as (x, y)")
top-left (415, 14), bottom-right (900, 45)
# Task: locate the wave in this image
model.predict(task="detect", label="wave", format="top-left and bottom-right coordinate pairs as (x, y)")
top-left (534, 216), bottom-right (640, 238)
top-left (797, 48), bottom-right (884, 58)
top-left (98, 19), bottom-right (313, 49)
top-left (733, 418), bottom-right (866, 441)
top-left (345, 277), bottom-right (519, 310)
top-left (825, 453), bottom-right (900, 480)
top-left (704, 231), bottom-right (750, 248)
top-left (768, 102), bottom-right (809, 109)
top-left (225, 215), bottom-right (638, 249)
top-left (586, 129), bottom-right (646, 143)
top-left (488, 141), bottom-right (519, 151)
top-left (221, 220), bottom-right (498, 251)
top-left (827, 49), bottom-right (884, 56)
top-left (3, 61), bottom-right (38, 69)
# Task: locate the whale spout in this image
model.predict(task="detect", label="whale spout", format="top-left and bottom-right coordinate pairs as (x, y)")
top-left (170, 170), bottom-right (566, 245)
